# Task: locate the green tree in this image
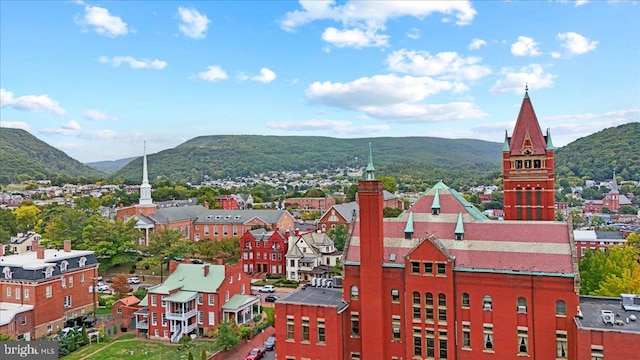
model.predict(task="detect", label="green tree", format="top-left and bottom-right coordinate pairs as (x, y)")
top-left (591, 216), bottom-right (604, 229)
top-left (601, 207), bottom-right (611, 214)
top-left (327, 224), bottom-right (348, 251)
top-left (0, 208), bottom-right (17, 236)
top-left (145, 228), bottom-right (191, 269)
top-left (619, 205), bottom-right (638, 215)
top-left (200, 348), bottom-right (207, 360)
top-left (626, 232), bottom-right (640, 251)
top-left (383, 207), bottom-right (403, 218)
top-left (303, 188), bottom-right (326, 198)
top-left (14, 204), bottom-right (41, 232)
top-left (42, 207), bottom-right (88, 248)
top-left (346, 184), bottom-right (359, 202)
top-left (74, 196), bottom-right (101, 215)
top-left (378, 176), bottom-right (398, 193)
top-left (79, 216), bottom-right (139, 267)
top-left (579, 245), bottom-right (640, 295)
top-left (213, 322), bottom-right (240, 351)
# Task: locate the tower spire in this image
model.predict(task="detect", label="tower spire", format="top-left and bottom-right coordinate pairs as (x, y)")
top-left (139, 141), bottom-right (153, 206)
top-left (365, 142), bottom-right (375, 180)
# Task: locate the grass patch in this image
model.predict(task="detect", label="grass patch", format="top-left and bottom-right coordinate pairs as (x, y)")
top-left (89, 307), bottom-right (113, 315)
top-left (115, 333), bottom-right (136, 340)
top-left (65, 340), bottom-right (214, 360)
top-left (262, 307), bottom-right (274, 319)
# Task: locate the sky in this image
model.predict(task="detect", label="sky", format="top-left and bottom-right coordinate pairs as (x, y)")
top-left (1, 1), bottom-right (638, 163)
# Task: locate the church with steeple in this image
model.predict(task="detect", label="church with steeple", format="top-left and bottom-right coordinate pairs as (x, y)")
top-left (502, 86), bottom-right (556, 221)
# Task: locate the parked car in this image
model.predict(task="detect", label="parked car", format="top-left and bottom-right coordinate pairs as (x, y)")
top-left (96, 284), bottom-right (110, 292)
top-left (258, 285), bottom-right (275, 293)
top-left (245, 346), bottom-right (266, 360)
top-left (263, 334), bottom-right (276, 350)
top-left (127, 277), bottom-right (140, 284)
top-left (264, 295), bottom-right (279, 303)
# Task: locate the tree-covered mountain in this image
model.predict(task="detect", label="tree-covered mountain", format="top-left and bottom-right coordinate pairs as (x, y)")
top-left (555, 122), bottom-right (640, 182)
top-left (112, 135), bottom-right (503, 188)
top-left (86, 157), bottom-right (137, 174)
top-left (0, 128), bottom-right (106, 184)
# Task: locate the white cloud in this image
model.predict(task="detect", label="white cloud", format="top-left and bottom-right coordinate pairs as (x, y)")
top-left (490, 64), bottom-right (556, 94)
top-left (42, 121), bottom-right (118, 139)
top-left (99, 56), bottom-right (167, 69)
top-left (265, 119), bottom-right (390, 135)
top-left (386, 49), bottom-right (491, 81)
top-left (198, 66), bottom-right (228, 82)
top-left (249, 68), bottom-right (277, 83)
top-left (84, 109), bottom-right (118, 121)
top-left (280, 1), bottom-right (475, 49)
top-left (76, 6), bottom-right (128, 37)
top-left (0, 88), bottom-right (67, 115)
top-left (407, 28), bottom-right (420, 40)
top-left (511, 36), bottom-right (541, 56)
top-left (321, 27), bottom-right (389, 48)
top-left (542, 108), bottom-right (639, 146)
top-left (305, 74), bottom-right (485, 122)
top-left (468, 38), bottom-right (487, 50)
top-left (575, 0), bottom-right (589, 7)
top-left (557, 32), bottom-right (598, 55)
top-left (551, 51), bottom-right (562, 59)
top-left (178, 7), bottom-right (210, 39)
top-left (0, 121), bottom-right (31, 131)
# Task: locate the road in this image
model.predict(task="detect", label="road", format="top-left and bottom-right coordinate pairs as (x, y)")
top-left (251, 285), bottom-right (296, 308)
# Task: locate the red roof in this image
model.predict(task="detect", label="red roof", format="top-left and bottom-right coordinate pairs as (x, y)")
top-left (509, 95), bottom-right (547, 156)
top-left (116, 295), bottom-right (141, 306)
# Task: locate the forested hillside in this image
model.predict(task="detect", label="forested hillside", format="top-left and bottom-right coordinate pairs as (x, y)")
top-left (86, 157), bottom-right (137, 174)
top-left (555, 122), bottom-right (640, 181)
top-left (112, 135), bottom-right (503, 188)
top-left (0, 128), bottom-right (105, 184)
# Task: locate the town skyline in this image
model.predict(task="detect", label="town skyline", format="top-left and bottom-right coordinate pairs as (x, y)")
top-left (1, 1), bottom-right (639, 163)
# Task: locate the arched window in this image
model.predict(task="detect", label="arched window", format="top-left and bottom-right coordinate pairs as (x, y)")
top-left (556, 300), bottom-right (566, 316)
top-left (412, 292), bottom-right (421, 305)
top-left (438, 294), bottom-right (447, 307)
top-left (350, 285), bottom-right (359, 300)
top-left (60, 260), bottom-right (69, 272)
top-left (44, 266), bottom-right (54, 279)
top-left (461, 293), bottom-right (470, 308)
top-left (483, 295), bottom-right (492, 311)
top-left (517, 297), bottom-right (527, 313)
top-left (78, 257), bottom-right (87, 267)
top-left (425, 293), bottom-right (433, 306)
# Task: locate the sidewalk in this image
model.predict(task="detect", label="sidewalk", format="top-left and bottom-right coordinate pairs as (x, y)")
top-left (214, 326), bottom-right (275, 360)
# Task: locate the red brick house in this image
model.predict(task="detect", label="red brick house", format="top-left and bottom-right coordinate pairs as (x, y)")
top-left (135, 262), bottom-right (258, 342)
top-left (239, 229), bottom-right (288, 275)
top-left (216, 195), bottom-right (239, 210)
top-left (112, 295), bottom-right (142, 332)
top-left (284, 197), bottom-right (336, 212)
top-left (0, 240), bottom-right (99, 339)
top-left (583, 173), bottom-right (633, 214)
top-left (317, 202), bottom-right (359, 233)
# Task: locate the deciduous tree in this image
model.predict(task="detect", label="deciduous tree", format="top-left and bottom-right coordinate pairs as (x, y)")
top-left (112, 274), bottom-right (130, 298)
top-left (212, 322), bottom-right (240, 351)
top-left (15, 204), bottom-right (41, 233)
top-left (328, 224), bottom-right (348, 251)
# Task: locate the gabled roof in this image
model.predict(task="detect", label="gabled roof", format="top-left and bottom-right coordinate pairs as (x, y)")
top-left (509, 91), bottom-right (548, 156)
top-left (326, 202), bottom-right (359, 223)
top-left (149, 263), bottom-right (225, 294)
top-left (115, 295), bottom-right (142, 306)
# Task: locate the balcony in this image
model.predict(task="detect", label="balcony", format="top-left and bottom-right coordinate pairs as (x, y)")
top-left (136, 320), bottom-right (149, 330)
top-left (166, 308), bottom-right (197, 321)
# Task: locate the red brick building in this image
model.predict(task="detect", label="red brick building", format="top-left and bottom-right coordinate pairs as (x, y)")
top-left (502, 88), bottom-right (556, 221)
top-left (0, 240), bottom-right (99, 339)
top-left (583, 173), bottom-right (633, 214)
top-left (317, 202), bottom-right (359, 233)
top-left (135, 262), bottom-right (257, 342)
top-left (240, 229), bottom-right (289, 275)
top-left (285, 197), bottom-right (336, 212)
top-left (112, 295), bottom-right (142, 332)
top-left (216, 195), bottom-right (239, 210)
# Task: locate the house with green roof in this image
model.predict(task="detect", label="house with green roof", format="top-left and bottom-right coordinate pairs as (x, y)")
top-left (135, 261), bottom-right (258, 342)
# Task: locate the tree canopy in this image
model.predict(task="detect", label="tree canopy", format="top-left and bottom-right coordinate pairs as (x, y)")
top-left (579, 245), bottom-right (640, 296)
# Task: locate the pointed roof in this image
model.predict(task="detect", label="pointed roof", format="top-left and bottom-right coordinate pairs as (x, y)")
top-left (455, 212), bottom-right (465, 235)
top-left (546, 128), bottom-right (555, 150)
top-left (509, 89), bottom-right (547, 156)
top-left (139, 141), bottom-right (153, 206)
top-left (431, 189), bottom-right (441, 210)
top-left (404, 212), bottom-right (414, 234)
top-left (365, 142), bottom-right (375, 180)
top-left (503, 130), bottom-right (510, 152)
top-left (611, 171), bottom-right (619, 193)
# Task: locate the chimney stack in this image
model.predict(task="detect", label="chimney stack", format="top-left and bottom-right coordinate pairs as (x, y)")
top-left (64, 240), bottom-right (72, 252)
top-left (204, 265), bottom-right (209, 277)
top-left (169, 260), bottom-right (179, 274)
top-left (217, 259), bottom-right (223, 265)
top-left (204, 201), bottom-right (209, 209)
top-left (37, 247), bottom-right (45, 260)
top-left (0, 244), bottom-right (5, 257)
top-left (32, 239), bottom-right (39, 251)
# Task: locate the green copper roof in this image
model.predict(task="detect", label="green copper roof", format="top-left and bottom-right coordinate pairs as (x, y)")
top-left (164, 290), bottom-right (198, 302)
top-left (455, 212), bottom-right (465, 234)
top-left (222, 294), bottom-right (258, 311)
top-left (151, 264), bottom-right (225, 294)
top-left (503, 130), bottom-right (510, 152)
top-left (546, 128), bottom-right (555, 150)
top-left (365, 142), bottom-right (375, 180)
top-left (431, 190), bottom-right (441, 209)
top-left (404, 212), bottom-right (414, 233)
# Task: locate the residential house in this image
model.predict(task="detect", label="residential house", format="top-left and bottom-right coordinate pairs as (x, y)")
top-left (0, 240), bottom-right (99, 339)
top-left (8, 232), bottom-right (41, 254)
top-left (135, 262), bottom-right (257, 342)
top-left (317, 202), bottom-right (359, 233)
top-left (240, 229), bottom-right (288, 275)
top-left (112, 295), bottom-right (142, 332)
top-left (284, 197), bottom-right (336, 212)
top-left (285, 231), bottom-right (342, 282)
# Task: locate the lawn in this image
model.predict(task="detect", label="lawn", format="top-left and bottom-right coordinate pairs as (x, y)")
top-left (62, 339), bottom-right (215, 360)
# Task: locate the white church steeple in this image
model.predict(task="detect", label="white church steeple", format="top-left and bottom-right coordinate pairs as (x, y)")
top-left (139, 141), bottom-right (153, 206)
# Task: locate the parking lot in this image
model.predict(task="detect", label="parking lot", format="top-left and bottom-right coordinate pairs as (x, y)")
top-left (252, 285), bottom-right (296, 308)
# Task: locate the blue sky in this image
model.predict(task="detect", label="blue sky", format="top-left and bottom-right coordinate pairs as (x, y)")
top-left (1, 1), bottom-right (638, 163)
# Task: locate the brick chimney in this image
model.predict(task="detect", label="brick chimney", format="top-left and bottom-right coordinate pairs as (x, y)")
top-left (169, 260), bottom-right (179, 274)
top-left (63, 240), bottom-right (72, 252)
top-left (37, 247), bottom-right (45, 260)
top-left (217, 259), bottom-right (223, 265)
top-left (203, 265), bottom-right (209, 277)
top-left (32, 239), bottom-right (39, 250)
top-left (204, 201), bottom-right (209, 209)
top-left (0, 244), bottom-right (5, 257)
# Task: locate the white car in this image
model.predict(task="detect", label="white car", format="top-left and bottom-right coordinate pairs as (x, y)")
top-left (96, 284), bottom-right (110, 292)
top-left (127, 277), bottom-right (140, 284)
top-left (259, 285), bottom-right (275, 293)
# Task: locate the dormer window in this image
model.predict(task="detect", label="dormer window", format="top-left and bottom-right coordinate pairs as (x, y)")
top-left (44, 266), bottom-right (55, 278)
top-left (60, 260), bottom-right (69, 272)
top-left (78, 257), bottom-right (87, 267)
top-left (455, 233), bottom-right (463, 241)
top-left (3, 267), bottom-right (12, 279)
top-left (515, 160), bottom-right (523, 169)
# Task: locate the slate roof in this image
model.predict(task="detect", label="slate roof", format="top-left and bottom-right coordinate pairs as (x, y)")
top-left (0, 249), bottom-right (98, 281)
top-left (508, 91), bottom-right (548, 156)
top-left (149, 263), bottom-right (225, 294)
top-left (328, 202), bottom-right (359, 222)
top-left (595, 231), bottom-right (624, 240)
top-left (147, 205), bottom-right (291, 226)
top-left (345, 181), bottom-right (575, 276)
top-left (278, 286), bottom-right (344, 307)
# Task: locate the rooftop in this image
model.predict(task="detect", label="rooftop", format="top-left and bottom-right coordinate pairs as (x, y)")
top-left (575, 296), bottom-right (640, 333)
top-left (0, 302), bottom-right (34, 326)
top-left (278, 286), bottom-right (344, 307)
top-left (0, 249), bottom-right (95, 269)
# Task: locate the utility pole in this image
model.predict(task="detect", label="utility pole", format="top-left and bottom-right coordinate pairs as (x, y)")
top-left (91, 276), bottom-right (98, 326)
